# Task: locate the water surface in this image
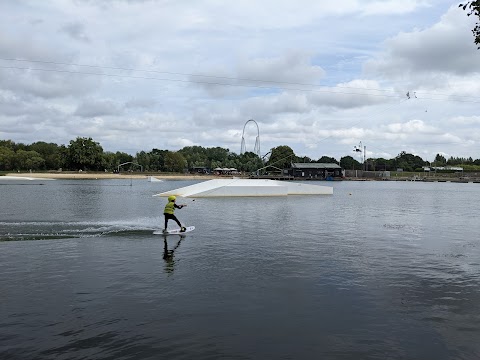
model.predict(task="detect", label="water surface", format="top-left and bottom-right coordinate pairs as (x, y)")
top-left (1, 179), bottom-right (479, 359)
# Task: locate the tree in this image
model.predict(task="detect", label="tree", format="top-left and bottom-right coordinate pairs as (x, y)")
top-left (149, 149), bottom-right (167, 171)
top-left (103, 152), bottom-right (118, 171)
top-left (67, 137), bottom-right (105, 171)
top-left (394, 151), bottom-right (425, 171)
top-left (205, 147), bottom-right (229, 163)
top-left (28, 141), bottom-right (65, 170)
top-left (375, 158), bottom-right (391, 171)
top-left (116, 152), bottom-right (133, 166)
top-left (237, 151), bottom-right (263, 173)
top-left (14, 150), bottom-right (45, 170)
top-left (178, 146), bottom-right (208, 168)
top-left (317, 156), bottom-right (339, 164)
top-left (460, 1), bottom-right (480, 49)
top-left (267, 145), bottom-right (295, 170)
top-left (434, 153), bottom-right (447, 166)
top-left (295, 155), bottom-right (313, 163)
top-left (340, 156), bottom-right (361, 170)
top-left (135, 151), bottom-right (151, 171)
top-left (164, 151), bottom-right (187, 172)
top-left (0, 140), bottom-right (17, 150)
top-left (0, 146), bottom-right (15, 171)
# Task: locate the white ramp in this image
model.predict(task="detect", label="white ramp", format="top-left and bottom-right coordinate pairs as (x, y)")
top-left (153, 179), bottom-right (333, 198)
top-left (148, 176), bottom-right (164, 182)
top-left (0, 176), bottom-right (55, 181)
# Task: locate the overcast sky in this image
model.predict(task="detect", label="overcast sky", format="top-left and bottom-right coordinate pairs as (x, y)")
top-left (1, 0), bottom-right (479, 162)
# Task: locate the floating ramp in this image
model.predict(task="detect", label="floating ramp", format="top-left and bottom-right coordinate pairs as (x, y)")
top-left (0, 176), bottom-right (55, 181)
top-left (148, 176), bottom-right (164, 182)
top-left (153, 179), bottom-right (333, 198)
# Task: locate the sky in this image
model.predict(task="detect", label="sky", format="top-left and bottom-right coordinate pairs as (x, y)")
top-left (0, 0), bottom-right (479, 162)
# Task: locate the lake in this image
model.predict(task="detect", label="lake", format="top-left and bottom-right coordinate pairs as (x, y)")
top-left (1, 179), bottom-right (480, 359)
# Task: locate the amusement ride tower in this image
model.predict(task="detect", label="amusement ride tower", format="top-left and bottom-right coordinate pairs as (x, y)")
top-left (240, 119), bottom-right (260, 157)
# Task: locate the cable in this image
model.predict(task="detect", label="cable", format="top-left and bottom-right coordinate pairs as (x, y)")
top-left (2, 58), bottom-right (480, 102)
top-left (0, 65), bottom-right (405, 98)
top-left (0, 57), bottom-right (403, 94)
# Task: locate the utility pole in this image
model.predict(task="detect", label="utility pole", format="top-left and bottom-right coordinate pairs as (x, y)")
top-left (363, 144), bottom-right (366, 171)
top-left (353, 141), bottom-right (366, 172)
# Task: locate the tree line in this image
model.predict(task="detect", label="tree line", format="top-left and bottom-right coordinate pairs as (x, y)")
top-left (1, 137), bottom-right (480, 173)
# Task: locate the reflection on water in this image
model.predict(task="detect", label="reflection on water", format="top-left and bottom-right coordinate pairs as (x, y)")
top-left (163, 236), bottom-right (186, 273)
top-left (1, 179), bottom-right (480, 359)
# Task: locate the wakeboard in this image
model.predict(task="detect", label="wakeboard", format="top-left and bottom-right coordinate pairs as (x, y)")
top-left (153, 226), bottom-right (195, 236)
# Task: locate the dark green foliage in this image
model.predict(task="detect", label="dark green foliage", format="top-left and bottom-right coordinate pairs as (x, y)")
top-left (434, 153), bottom-right (447, 166)
top-left (28, 141), bottom-right (65, 170)
top-left (295, 156), bottom-right (313, 163)
top-left (460, 1), bottom-right (480, 49)
top-left (267, 145), bottom-right (295, 170)
top-left (340, 156), bottom-right (362, 170)
top-left (0, 146), bottom-right (16, 171)
top-left (164, 151), bottom-right (187, 172)
top-left (67, 137), bottom-right (105, 171)
top-left (317, 156), bottom-right (339, 164)
top-left (392, 151), bottom-right (426, 172)
top-left (14, 150), bottom-right (45, 170)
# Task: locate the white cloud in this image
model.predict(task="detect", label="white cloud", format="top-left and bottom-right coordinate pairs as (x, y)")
top-left (0, 0), bottom-right (479, 162)
top-left (60, 22), bottom-right (90, 42)
top-left (74, 99), bottom-right (123, 117)
top-left (364, 5), bottom-right (480, 79)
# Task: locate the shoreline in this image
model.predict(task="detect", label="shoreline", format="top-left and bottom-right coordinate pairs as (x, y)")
top-left (4, 172), bottom-right (478, 183)
top-left (4, 172), bottom-right (218, 180)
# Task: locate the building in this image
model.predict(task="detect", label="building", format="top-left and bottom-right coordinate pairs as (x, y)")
top-left (287, 163), bottom-right (344, 180)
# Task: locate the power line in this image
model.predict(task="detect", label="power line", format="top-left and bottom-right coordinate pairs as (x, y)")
top-left (0, 65), bottom-right (405, 98)
top-left (0, 57), bottom-right (402, 94)
top-left (2, 58), bottom-right (479, 103)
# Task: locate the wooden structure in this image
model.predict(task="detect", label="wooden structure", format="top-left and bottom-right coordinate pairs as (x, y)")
top-left (288, 163), bottom-right (343, 180)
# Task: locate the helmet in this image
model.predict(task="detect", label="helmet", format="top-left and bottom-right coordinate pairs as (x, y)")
top-left (168, 195), bottom-right (176, 202)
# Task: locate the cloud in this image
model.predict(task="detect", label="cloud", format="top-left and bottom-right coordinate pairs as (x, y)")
top-left (382, 119), bottom-right (437, 134)
top-left (364, 5), bottom-right (480, 79)
top-left (125, 98), bottom-right (157, 109)
top-left (1, 0), bottom-right (479, 161)
top-left (166, 137), bottom-right (196, 148)
top-left (60, 22), bottom-right (91, 42)
top-left (449, 116), bottom-right (480, 126)
top-left (191, 52), bottom-right (325, 97)
top-left (74, 99), bottom-right (124, 117)
top-left (361, 0), bottom-right (430, 16)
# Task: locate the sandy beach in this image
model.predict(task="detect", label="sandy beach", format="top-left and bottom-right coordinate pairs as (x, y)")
top-left (5, 172), bottom-right (218, 180)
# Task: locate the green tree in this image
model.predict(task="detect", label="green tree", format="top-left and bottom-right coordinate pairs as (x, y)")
top-left (67, 137), bottom-right (105, 171)
top-left (317, 156), bottom-right (339, 164)
top-left (115, 151), bottom-right (133, 166)
top-left (393, 151), bottom-right (425, 171)
top-left (164, 151), bottom-right (187, 172)
top-left (14, 150), bottom-right (45, 170)
top-left (102, 152), bottom-right (118, 171)
top-left (375, 157), bottom-right (391, 171)
top-left (294, 156), bottom-right (313, 163)
top-left (340, 155), bottom-right (362, 170)
top-left (206, 147), bottom-right (229, 163)
top-left (267, 145), bottom-right (295, 170)
top-left (0, 146), bottom-right (16, 171)
top-left (28, 141), bottom-right (65, 170)
top-left (0, 140), bottom-right (17, 150)
top-left (236, 151), bottom-right (263, 173)
top-left (460, 1), bottom-right (480, 49)
top-left (179, 146), bottom-right (208, 168)
top-left (149, 149), bottom-right (167, 171)
top-left (135, 151), bottom-right (151, 171)
top-left (433, 153), bottom-right (447, 167)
